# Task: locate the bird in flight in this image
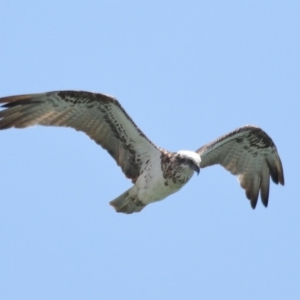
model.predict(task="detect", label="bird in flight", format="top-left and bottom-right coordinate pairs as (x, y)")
top-left (0, 91), bottom-right (284, 213)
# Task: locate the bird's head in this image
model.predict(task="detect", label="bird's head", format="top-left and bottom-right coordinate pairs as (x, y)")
top-left (175, 150), bottom-right (201, 175)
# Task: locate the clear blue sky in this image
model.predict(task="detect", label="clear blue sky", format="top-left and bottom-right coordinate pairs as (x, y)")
top-left (0, 2), bottom-right (299, 299)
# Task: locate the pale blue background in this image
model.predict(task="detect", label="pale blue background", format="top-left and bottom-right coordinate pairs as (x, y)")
top-left (0, 1), bottom-right (299, 299)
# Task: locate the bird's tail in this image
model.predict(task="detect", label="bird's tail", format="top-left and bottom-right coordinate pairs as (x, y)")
top-left (109, 187), bottom-right (146, 214)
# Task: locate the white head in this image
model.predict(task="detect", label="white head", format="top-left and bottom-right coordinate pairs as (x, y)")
top-left (176, 150), bottom-right (201, 175)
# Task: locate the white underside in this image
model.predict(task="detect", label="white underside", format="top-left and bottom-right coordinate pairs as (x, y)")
top-left (133, 160), bottom-right (194, 206)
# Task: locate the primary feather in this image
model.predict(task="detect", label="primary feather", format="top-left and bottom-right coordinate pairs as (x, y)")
top-left (0, 91), bottom-right (284, 213)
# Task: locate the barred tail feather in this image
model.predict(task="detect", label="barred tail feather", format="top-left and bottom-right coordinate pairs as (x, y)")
top-left (109, 188), bottom-right (146, 214)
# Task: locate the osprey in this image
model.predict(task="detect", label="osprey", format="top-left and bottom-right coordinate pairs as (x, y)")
top-left (0, 91), bottom-right (284, 213)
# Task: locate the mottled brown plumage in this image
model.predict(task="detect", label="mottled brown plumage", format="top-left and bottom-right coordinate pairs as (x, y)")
top-left (0, 91), bottom-right (159, 184)
top-left (196, 126), bottom-right (284, 208)
top-left (0, 90), bottom-right (284, 213)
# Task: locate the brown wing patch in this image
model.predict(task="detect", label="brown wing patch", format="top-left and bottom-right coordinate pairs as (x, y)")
top-left (0, 90), bottom-right (161, 181)
top-left (196, 125), bottom-right (284, 208)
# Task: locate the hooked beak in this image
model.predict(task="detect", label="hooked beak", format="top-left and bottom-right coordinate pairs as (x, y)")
top-left (191, 163), bottom-right (200, 176)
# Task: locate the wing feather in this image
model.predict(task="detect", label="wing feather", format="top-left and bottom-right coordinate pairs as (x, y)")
top-left (196, 125), bottom-right (284, 208)
top-left (260, 162), bottom-right (270, 206)
top-left (0, 90), bottom-right (161, 182)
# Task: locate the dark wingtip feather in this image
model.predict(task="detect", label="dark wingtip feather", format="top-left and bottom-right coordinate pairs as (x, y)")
top-left (280, 174), bottom-right (285, 186)
top-left (266, 156), bottom-right (285, 186)
top-left (250, 197), bottom-right (258, 209)
top-left (260, 188), bottom-right (269, 208)
top-left (278, 160), bottom-right (285, 186)
top-left (260, 171), bottom-right (270, 207)
top-left (246, 189), bottom-right (258, 209)
top-left (266, 158), bottom-right (279, 184)
top-left (261, 196), bottom-right (268, 207)
top-left (250, 202), bottom-right (256, 209)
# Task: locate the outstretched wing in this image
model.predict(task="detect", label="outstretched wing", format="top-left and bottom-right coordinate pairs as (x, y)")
top-left (0, 90), bottom-right (161, 182)
top-left (196, 125), bottom-right (284, 208)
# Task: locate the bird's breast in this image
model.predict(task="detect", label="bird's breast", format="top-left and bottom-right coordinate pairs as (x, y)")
top-left (135, 163), bottom-right (193, 204)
